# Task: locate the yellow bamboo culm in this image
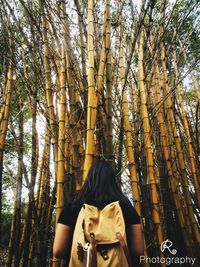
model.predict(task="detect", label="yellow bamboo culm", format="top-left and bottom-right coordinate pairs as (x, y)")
top-left (0, 41), bottom-right (13, 239)
top-left (61, 0), bottom-right (82, 190)
top-left (119, 38), bottom-right (149, 267)
top-left (52, 2), bottom-right (67, 266)
top-left (40, 0), bottom-right (58, 172)
top-left (138, 27), bottom-right (166, 266)
top-left (119, 33), bottom-right (141, 217)
top-left (95, 3), bottom-right (107, 157)
top-left (105, 0), bottom-right (113, 160)
top-left (56, 45), bottom-right (66, 222)
top-left (0, 63), bottom-right (13, 164)
top-left (83, 0), bottom-right (98, 181)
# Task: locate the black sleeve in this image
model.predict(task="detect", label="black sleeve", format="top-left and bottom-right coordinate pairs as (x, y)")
top-left (121, 201), bottom-right (140, 225)
top-left (57, 202), bottom-right (74, 227)
top-left (57, 201), bottom-right (82, 229)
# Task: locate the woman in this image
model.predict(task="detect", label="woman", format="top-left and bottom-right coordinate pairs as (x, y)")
top-left (53, 160), bottom-right (144, 265)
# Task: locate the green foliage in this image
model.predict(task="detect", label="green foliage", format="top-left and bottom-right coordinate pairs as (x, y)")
top-left (188, 30), bottom-right (200, 65)
top-left (0, 195), bottom-right (12, 245)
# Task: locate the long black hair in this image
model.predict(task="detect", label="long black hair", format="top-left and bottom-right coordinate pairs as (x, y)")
top-left (72, 160), bottom-right (130, 208)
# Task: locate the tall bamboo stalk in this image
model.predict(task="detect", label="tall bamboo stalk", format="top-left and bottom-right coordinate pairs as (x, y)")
top-left (52, 2), bottom-right (67, 266)
top-left (119, 37), bottom-right (149, 266)
top-left (95, 6), bottom-right (107, 157)
top-left (105, 0), bottom-right (113, 161)
top-left (138, 27), bottom-right (165, 264)
top-left (0, 50), bottom-right (13, 234)
top-left (55, 8), bottom-right (66, 224)
top-left (41, 0), bottom-right (58, 166)
top-left (83, 0), bottom-right (98, 181)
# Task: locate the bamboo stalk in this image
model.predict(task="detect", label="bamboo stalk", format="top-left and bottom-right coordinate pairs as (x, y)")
top-left (0, 57), bottom-right (13, 234)
top-left (138, 27), bottom-right (166, 265)
top-left (41, 0), bottom-right (58, 166)
top-left (83, 0), bottom-right (98, 181)
top-left (52, 2), bottom-right (67, 266)
top-left (105, 0), bottom-right (113, 160)
top-left (119, 37), bottom-right (149, 266)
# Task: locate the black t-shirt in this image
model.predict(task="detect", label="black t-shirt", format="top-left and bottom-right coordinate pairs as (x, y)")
top-left (58, 199), bottom-right (140, 228)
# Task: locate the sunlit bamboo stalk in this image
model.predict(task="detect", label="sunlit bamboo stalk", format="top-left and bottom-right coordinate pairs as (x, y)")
top-left (83, 0), bottom-right (98, 181)
top-left (138, 27), bottom-right (165, 265)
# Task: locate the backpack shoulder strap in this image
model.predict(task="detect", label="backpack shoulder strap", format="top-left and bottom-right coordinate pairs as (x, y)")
top-left (117, 232), bottom-right (134, 267)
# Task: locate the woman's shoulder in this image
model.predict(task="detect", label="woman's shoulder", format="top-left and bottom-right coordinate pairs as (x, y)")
top-left (119, 197), bottom-right (133, 208)
top-left (119, 199), bottom-right (140, 225)
top-left (57, 200), bottom-right (82, 226)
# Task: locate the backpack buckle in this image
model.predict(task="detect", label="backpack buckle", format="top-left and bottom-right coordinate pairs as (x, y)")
top-left (99, 249), bottom-right (109, 261)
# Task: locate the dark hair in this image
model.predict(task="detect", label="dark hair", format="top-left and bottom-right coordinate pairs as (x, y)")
top-left (72, 160), bottom-right (130, 208)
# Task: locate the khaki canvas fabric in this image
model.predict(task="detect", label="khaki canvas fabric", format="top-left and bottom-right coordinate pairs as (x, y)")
top-left (69, 201), bottom-right (130, 267)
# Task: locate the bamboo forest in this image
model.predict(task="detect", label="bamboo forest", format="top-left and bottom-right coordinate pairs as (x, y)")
top-left (0, 0), bottom-right (199, 266)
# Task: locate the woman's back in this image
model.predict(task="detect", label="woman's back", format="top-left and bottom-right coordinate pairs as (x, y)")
top-left (53, 160), bottom-right (144, 266)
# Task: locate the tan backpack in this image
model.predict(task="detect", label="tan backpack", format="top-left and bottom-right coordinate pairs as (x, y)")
top-left (68, 201), bottom-right (133, 267)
